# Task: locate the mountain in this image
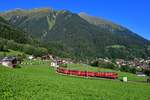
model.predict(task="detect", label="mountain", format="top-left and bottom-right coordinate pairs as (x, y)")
top-left (0, 16), bottom-right (49, 57)
top-left (79, 12), bottom-right (149, 45)
top-left (0, 8), bottom-right (150, 60)
top-left (0, 16), bottom-right (30, 43)
top-left (79, 12), bottom-right (123, 31)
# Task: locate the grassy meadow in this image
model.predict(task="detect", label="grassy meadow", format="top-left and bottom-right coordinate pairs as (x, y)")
top-left (67, 64), bottom-right (147, 82)
top-left (0, 60), bottom-right (150, 100)
top-left (0, 49), bottom-right (26, 57)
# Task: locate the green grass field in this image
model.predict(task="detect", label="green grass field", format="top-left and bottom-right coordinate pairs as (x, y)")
top-left (0, 61), bottom-right (150, 100)
top-left (0, 49), bottom-right (25, 57)
top-left (67, 64), bottom-right (147, 82)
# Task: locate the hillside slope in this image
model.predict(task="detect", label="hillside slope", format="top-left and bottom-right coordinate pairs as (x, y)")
top-left (79, 12), bottom-right (149, 46)
top-left (1, 8), bottom-right (150, 59)
top-left (0, 17), bottom-right (48, 57)
top-left (0, 16), bottom-right (30, 43)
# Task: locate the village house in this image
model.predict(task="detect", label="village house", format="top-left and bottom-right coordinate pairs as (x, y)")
top-left (28, 55), bottom-right (35, 60)
top-left (0, 57), bottom-right (20, 68)
top-left (41, 54), bottom-right (55, 60)
top-left (41, 55), bottom-right (50, 60)
top-left (115, 58), bottom-right (150, 69)
top-left (136, 72), bottom-right (146, 77)
top-left (50, 61), bottom-right (59, 68)
top-left (115, 59), bottom-right (127, 67)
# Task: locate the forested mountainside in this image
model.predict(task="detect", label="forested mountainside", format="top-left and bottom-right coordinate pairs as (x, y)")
top-left (0, 16), bottom-right (48, 56)
top-left (0, 8), bottom-right (150, 60)
top-left (0, 16), bottom-right (30, 43)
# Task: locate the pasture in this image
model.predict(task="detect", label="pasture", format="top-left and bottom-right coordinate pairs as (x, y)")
top-left (0, 60), bottom-right (150, 100)
top-left (0, 49), bottom-right (25, 57)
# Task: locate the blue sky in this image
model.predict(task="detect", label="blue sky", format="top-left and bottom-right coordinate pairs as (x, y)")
top-left (0, 0), bottom-right (150, 40)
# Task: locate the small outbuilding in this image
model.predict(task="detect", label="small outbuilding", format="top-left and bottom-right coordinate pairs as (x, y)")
top-left (41, 55), bottom-right (51, 60)
top-left (51, 61), bottom-right (59, 68)
top-left (1, 57), bottom-right (20, 68)
top-left (28, 55), bottom-right (35, 60)
top-left (136, 72), bottom-right (146, 77)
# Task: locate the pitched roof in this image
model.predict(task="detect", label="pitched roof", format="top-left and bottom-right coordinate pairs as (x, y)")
top-left (2, 57), bottom-right (17, 62)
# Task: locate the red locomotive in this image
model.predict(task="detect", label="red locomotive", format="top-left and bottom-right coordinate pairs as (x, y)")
top-left (57, 67), bottom-right (118, 79)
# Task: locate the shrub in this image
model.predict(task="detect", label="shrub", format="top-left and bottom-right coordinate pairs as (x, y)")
top-left (143, 69), bottom-right (150, 76)
top-left (90, 59), bottom-right (118, 70)
top-left (120, 65), bottom-right (137, 74)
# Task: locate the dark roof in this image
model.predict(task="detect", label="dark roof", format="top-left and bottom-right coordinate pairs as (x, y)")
top-left (2, 57), bottom-right (17, 62)
top-left (136, 72), bottom-right (145, 74)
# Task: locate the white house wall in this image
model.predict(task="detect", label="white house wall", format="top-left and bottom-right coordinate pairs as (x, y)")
top-left (2, 62), bottom-right (13, 68)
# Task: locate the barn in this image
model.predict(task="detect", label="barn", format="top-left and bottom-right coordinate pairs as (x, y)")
top-left (1, 57), bottom-right (20, 68)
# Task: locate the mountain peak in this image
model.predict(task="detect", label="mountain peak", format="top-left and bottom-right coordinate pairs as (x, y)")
top-left (79, 12), bottom-right (89, 16)
top-left (1, 8), bottom-right (54, 16)
top-left (29, 7), bottom-right (53, 12)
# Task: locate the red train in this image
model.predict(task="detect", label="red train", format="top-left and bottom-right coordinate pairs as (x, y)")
top-left (57, 67), bottom-right (118, 79)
